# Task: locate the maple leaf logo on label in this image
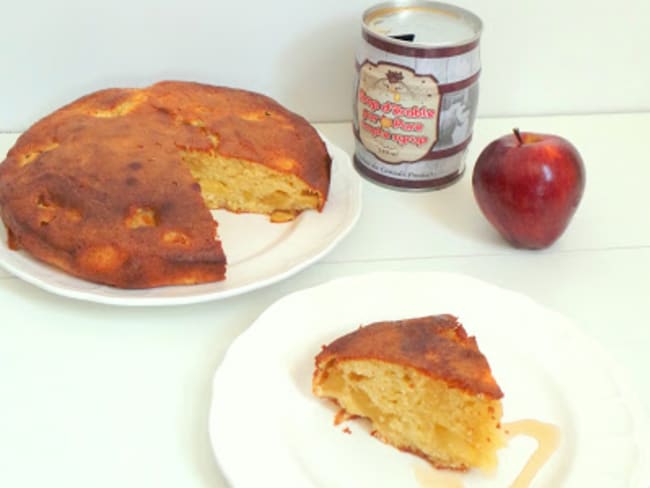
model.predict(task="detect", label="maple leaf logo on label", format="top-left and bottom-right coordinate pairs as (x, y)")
top-left (386, 70), bottom-right (404, 84)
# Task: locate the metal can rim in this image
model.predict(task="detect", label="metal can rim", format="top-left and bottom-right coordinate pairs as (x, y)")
top-left (362, 0), bottom-right (483, 49)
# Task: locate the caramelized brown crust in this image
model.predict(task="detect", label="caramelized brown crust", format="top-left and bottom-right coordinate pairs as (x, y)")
top-left (0, 81), bottom-right (331, 288)
top-left (315, 314), bottom-right (503, 399)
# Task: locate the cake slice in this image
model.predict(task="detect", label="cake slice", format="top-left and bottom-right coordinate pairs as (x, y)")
top-left (312, 314), bottom-right (504, 471)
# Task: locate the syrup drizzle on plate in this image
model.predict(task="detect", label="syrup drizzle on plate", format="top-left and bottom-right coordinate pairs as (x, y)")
top-left (414, 419), bottom-right (561, 488)
top-left (504, 419), bottom-right (561, 488)
top-left (414, 464), bottom-right (464, 487)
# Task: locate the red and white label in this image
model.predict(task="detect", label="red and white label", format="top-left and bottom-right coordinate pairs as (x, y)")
top-left (357, 62), bottom-right (440, 163)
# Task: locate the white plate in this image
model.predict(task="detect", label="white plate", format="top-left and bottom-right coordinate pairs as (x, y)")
top-left (0, 137), bottom-right (361, 306)
top-left (209, 272), bottom-right (650, 488)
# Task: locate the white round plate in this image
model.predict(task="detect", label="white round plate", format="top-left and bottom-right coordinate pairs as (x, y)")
top-left (209, 272), bottom-right (650, 488)
top-left (0, 137), bottom-right (361, 306)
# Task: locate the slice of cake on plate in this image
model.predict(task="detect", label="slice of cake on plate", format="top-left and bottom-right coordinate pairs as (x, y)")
top-left (312, 314), bottom-right (504, 471)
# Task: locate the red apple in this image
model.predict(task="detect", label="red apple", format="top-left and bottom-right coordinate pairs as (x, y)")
top-left (472, 129), bottom-right (585, 249)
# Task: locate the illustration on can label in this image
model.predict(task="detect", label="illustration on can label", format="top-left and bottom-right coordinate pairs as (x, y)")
top-left (356, 61), bottom-right (440, 163)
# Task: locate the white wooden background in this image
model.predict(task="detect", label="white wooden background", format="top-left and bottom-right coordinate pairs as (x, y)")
top-left (1, 0), bottom-right (649, 132)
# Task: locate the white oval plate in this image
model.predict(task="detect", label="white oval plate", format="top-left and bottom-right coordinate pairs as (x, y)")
top-left (209, 272), bottom-right (650, 488)
top-left (0, 137), bottom-right (361, 306)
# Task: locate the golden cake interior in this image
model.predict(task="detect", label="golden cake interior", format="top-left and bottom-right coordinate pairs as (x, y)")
top-left (181, 148), bottom-right (322, 223)
top-left (312, 315), bottom-right (504, 472)
top-left (314, 358), bottom-right (503, 471)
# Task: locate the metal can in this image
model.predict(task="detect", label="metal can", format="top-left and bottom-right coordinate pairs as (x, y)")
top-left (353, 1), bottom-right (483, 190)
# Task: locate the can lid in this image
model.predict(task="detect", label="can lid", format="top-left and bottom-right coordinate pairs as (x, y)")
top-left (363, 1), bottom-right (482, 47)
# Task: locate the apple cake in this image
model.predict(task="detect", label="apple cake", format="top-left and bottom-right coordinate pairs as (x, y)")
top-left (0, 81), bottom-right (331, 288)
top-left (312, 314), bottom-right (505, 471)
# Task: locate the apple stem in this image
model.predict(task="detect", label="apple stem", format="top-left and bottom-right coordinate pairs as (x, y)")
top-left (513, 128), bottom-right (524, 145)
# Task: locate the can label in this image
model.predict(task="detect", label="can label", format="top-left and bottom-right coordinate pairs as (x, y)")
top-left (353, 2), bottom-right (483, 191)
top-left (357, 62), bottom-right (440, 163)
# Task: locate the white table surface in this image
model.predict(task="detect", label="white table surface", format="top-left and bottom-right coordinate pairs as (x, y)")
top-left (1, 113), bottom-right (648, 487)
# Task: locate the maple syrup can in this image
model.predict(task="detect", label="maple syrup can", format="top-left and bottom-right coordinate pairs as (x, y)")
top-left (353, 1), bottom-right (483, 190)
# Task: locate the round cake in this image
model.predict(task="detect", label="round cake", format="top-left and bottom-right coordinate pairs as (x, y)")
top-left (0, 81), bottom-right (331, 288)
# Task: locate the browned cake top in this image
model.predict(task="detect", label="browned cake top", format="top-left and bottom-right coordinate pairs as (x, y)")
top-left (0, 81), bottom-right (330, 288)
top-left (316, 314), bottom-right (503, 399)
